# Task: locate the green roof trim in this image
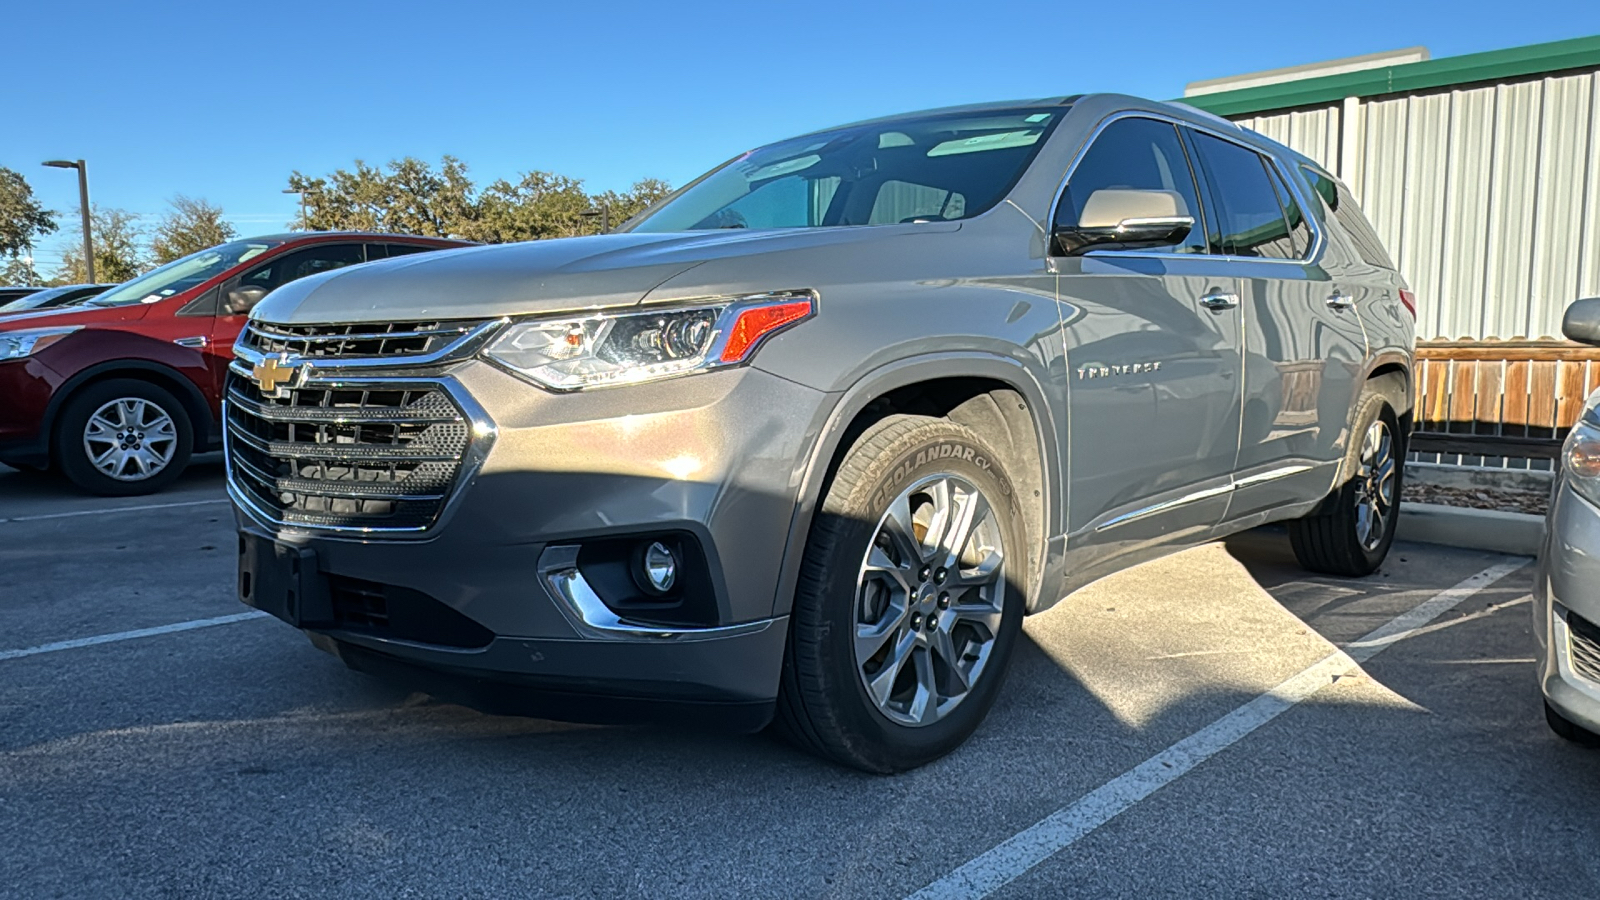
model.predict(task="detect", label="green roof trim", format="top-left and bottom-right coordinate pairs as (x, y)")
top-left (1179, 34), bottom-right (1600, 117)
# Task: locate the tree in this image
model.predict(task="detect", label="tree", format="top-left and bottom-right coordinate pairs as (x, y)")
top-left (471, 171), bottom-right (592, 243)
top-left (286, 158), bottom-right (671, 243)
top-left (384, 156), bottom-right (479, 237)
top-left (0, 167), bottom-right (57, 282)
top-left (591, 178), bottom-right (675, 231)
top-left (53, 206), bottom-right (146, 284)
top-left (150, 195), bottom-right (237, 264)
top-left (1, 254), bottom-right (44, 286)
top-left (288, 156), bottom-right (478, 237)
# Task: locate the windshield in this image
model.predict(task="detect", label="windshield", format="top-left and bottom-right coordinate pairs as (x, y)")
top-left (629, 108), bottom-right (1061, 233)
top-left (0, 286), bottom-right (71, 313)
top-left (87, 240), bottom-right (282, 307)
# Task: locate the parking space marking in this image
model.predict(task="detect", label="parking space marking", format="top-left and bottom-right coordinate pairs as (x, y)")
top-left (907, 558), bottom-right (1531, 900)
top-left (0, 611), bottom-right (268, 662)
top-left (0, 497), bottom-right (229, 525)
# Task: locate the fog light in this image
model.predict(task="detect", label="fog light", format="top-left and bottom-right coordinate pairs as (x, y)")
top-left (639, 541), bottom-right (677, 594)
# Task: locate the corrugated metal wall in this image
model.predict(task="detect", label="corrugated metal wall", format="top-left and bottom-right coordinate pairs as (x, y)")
top-left (1234, 69), bottom-right (1600, 340)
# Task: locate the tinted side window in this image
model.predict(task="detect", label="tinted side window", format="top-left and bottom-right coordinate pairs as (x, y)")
top-left (1301, 167), bottom-right (1395, 270)
top-left (1266, 166), bottom-right (1312, 258)
top-left (1057, 117), bottom-right (1207, 254)
top-left (384, 243), bottom-right (437, 258)
top-left (1188, 132), bottom-right (1297, 259)
top-left (176, 286), bottom-right (221, 317)
top-left (238, 243), bottom-right (367, 292)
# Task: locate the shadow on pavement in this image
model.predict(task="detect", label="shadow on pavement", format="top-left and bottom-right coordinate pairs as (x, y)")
top-left (0, 455), bottom-right (226, 506)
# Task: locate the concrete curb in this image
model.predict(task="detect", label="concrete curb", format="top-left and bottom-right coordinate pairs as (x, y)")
top-left (1398, 502), bottom-right (1544, 556)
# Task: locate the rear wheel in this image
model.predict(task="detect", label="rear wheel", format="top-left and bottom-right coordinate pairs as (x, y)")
top-left (1545, 701), bottom-right (1600, 748)
top-left (775, 415), bottom-right (1026, 773)
top-left (55, 379), bottom-right (193, 496)
top-left (1289, 392), bottom-right (1402, 576)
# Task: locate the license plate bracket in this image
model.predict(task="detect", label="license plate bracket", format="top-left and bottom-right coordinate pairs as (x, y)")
top-left (239, 534), bottom-right (330, 627)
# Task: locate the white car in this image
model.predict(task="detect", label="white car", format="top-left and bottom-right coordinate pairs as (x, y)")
top-left (1535, 298), bottom-right (1600, 746)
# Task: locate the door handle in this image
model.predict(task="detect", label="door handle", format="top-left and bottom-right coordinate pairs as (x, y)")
top-left (1198, 291), bottom-right (1239, 312)
top-left (1327, 291), bottom-right (1356, 311)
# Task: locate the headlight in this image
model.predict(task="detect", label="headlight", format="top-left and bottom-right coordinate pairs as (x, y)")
top-left (483, 291), bottom-right (814, 390)
top-left (1567, 408), bottom-right (1600, 509)
top-left (0, 326), bottom-right (81, 361)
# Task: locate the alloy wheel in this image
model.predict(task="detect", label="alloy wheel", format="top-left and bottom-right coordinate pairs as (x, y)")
top-left (1353, 418), bottom-right (1397, 551)
top-left (83, 397), bottom-right (179, 482)
top-left (853, 473), bottom-right (1006, 727)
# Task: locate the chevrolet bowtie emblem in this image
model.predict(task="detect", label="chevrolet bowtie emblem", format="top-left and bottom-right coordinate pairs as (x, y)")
top-left (251, 355), bottom-right (299, 394)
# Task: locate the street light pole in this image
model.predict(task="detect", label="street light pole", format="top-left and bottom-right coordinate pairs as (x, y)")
top-left (43, 159), bottom-right (93, 283)
top-left (580, 203), bottom-right (611, 235)
top-left (282, 188), bottom-right (320, 229)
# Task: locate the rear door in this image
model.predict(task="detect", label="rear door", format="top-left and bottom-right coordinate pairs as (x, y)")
top-left (1184, 131), bottom-right (1369, 523)
top-left (1055, 116), bottom-right (1244, 556)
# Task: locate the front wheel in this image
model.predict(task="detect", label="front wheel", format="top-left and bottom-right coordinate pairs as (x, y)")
top-left (1289, 392), bottom-right (1402, 576)
top-left (775, 415), bottom-right (1027, 773)
top-left (54, 379), bottom-right (193, 496)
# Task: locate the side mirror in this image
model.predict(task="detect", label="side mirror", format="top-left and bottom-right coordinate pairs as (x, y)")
top-left (1054, 188), bottom-right (1194, 256)
top-left (223, 285), bottom-right (268, 316)
top-left (1563, 298), bottom-right (1600, 346)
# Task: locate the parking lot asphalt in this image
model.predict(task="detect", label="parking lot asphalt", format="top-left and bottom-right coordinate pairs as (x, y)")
top-left (3, 462), bottom-right (1597, 898)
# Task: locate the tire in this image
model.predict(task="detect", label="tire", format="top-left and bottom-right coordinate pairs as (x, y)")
top-left (1289, 392), bottom-right (1402, 577)
top-left (775, 415), bottom-right (1027, 773)
top-left (54, 379), bottom-right (193, 496)
top-left (1545, 701), bottom-right (1600, 748)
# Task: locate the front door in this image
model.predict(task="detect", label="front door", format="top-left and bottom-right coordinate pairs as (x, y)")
top-left (207, 241), bottom-right (370, 391)
top-left (1054, 116), bottom-right (1244, 559)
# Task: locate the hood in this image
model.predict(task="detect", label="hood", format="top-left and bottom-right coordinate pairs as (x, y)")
top-left (0, 303), bottom-right (149, 330)
top-left (252, 226), bottom-right (952, 324)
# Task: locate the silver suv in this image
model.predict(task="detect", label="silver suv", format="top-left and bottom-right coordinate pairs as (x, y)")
top-left (229, 94), bottom-right (1414, 772)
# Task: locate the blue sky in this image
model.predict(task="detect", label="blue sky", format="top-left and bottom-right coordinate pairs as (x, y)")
top-left (5, 0), bottom-right (1598, 272)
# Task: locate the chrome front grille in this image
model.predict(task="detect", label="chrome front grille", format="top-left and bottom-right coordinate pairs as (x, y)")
top-left (225, 372), bottom-right (473, 531)
top-left (1570, 611), bottom-right (1600, 684)
top-left (241, 319), bottom-right (484, 360)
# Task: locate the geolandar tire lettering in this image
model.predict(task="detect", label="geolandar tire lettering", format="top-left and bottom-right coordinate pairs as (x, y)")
top-left (775, 414), bottom-right (1027, 774)
top-left (872, 441), bottom-right (1012, 511)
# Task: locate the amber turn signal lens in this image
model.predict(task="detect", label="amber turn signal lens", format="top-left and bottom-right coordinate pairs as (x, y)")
top-left (1567, 431), bottom-right (1600, 479)
top-left (719, 300), bottom-right (813, 363)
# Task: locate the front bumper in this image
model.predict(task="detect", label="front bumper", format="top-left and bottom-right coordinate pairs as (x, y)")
top-left (234, 359), bottom-right (833, 726)
top-left (0, 357), bottom-right (63, 464)
top-left (1534, 480), bottom-right (1600, 735)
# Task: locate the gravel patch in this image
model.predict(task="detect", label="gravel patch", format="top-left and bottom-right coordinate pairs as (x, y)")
top-left (1403, 481), bottom-right (1549, 516)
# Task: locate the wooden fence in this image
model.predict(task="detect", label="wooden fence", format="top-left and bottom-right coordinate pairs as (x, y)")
top-left (1412, 340), bottom-right (1600, 460)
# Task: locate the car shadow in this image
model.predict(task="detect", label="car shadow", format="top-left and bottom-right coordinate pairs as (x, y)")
top-left (0, 454), bottom-right (226, 504)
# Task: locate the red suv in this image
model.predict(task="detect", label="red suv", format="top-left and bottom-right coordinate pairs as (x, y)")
top-left (0, 232), bottom-right (470, 494)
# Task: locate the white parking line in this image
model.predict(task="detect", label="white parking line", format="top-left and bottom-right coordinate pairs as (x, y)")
top-left (907, 558), bottom-right (1531, 900)
top-left (0, 611), bottom-right (268, 662)
top-left (0, 497), bottom-right (229, 524)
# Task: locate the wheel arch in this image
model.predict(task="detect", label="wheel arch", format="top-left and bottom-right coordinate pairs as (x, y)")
top-left (1363, 355), bottom-right (1414, 420)
top-left (43, 360), bottom-right (215, 459)
top-left (769, 353), bottom-right (1059, 619)
top-left (1318, 358), bottom-right (1414, 512)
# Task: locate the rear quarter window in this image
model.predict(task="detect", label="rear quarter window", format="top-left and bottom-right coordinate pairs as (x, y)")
top-left (1301, 166), bottom-right (1395, 270)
